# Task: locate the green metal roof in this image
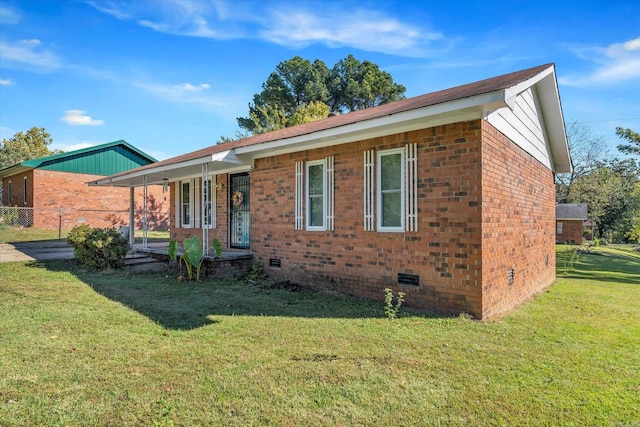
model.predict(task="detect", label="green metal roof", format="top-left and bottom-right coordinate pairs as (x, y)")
top-left (2, 140), bottom-right (157, 177)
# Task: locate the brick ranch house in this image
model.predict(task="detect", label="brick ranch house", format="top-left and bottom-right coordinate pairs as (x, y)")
top-left (92, 64), bottom-right (571, 320)
top-left (556, 203), bottom-right (588, 245)
top-left (0, 140), bottom-right (168, 238)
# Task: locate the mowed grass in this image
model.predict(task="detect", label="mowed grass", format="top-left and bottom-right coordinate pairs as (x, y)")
top-left (0, 246), bottom-right (639, 426)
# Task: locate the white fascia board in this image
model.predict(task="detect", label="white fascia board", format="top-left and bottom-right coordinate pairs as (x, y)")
top-left (0, 165), bottom-right (30, 179)
top-left (237, 92), bottom-right (508, 159)
top-left (534, 72), bottom-right (571, 173)
top-left (503, 65), bottom-right (554, 103)
top-left (90, 150), bottom-right (252, 187)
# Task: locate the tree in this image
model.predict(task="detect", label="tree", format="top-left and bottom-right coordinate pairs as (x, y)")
top-left (555, 122), bottom-right (610, 203)
top-left (0, 127), bottom-right (57, 170)
top-left (568, 158), bottom-right (639, 242)
top-left (236, 55), bottom-right (406, 136)
top-left (328, 54), bottom-right (406, 112)
top-left (616, 127), bottom-right (640, 157)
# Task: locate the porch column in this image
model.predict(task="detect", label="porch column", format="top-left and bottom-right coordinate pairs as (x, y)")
top-left (128, 187), bottom-right (135, 245)
top-left (143, 175), bottom-right (148, 249)
top-left (202, 163), bottom-right (209, 256)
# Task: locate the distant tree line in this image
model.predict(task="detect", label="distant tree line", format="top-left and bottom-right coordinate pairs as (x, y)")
top-left (556, 122), bottom-right (640, 243)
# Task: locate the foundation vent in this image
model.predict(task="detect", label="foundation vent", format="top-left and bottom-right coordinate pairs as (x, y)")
top-left (269, 258), bottom-right (281, 269)
top-left (398, 273), bottom-right (419, 287)
top-left (508, 269), bottom-right (515, 285)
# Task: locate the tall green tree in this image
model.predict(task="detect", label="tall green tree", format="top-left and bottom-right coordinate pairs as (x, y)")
top-left (328, 54), bottom-right (406, 112)
top-left (616, 127), bottom-right (640, 157)
top-left (236, 55), bottom-right (406, 136)
top-left (0, 127), bottom-right (56, 170)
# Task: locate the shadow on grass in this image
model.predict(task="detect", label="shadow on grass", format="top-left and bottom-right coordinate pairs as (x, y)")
top-left (29, 259), bottom-right (433, 330)
top-left (557, 247), bottom-right (640, 285)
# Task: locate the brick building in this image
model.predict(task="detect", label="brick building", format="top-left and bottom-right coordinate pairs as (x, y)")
top-left (0, 140), bottom-right (168, 233)
top-left (556, 204), bottom-right (588, 245)
top-left (93, 64), bottom-right (571, 319)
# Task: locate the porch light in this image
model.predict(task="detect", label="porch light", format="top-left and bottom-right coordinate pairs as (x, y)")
top-left (162, 178), bottom-right (169, 193)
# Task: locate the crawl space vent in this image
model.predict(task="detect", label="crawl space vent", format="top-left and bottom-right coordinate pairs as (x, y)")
top-left (398, 273), bottom-right (419, 287)
top-left (269, 258), bottom-right (282, 268)
top-left (508, 269), bottom-right (515, 285)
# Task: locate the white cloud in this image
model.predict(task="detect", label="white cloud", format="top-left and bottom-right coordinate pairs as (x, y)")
top-left (61, 110), bottom-right (105, 126)
top-left (559, 36), bottom-right (640, 86)
top-left (84, 0), bottom-right (131, 20)
top-left (135, 81), bottom-right (226, 109)
top-left (174, 83), bottom-right (210, 92)
top-left (0, 39), bottom-right (60, 71)
top-left (260, 10), bottom-right (445, 57)
top-left (0, 78), bottom-right (12, 85)
top-left (87, 0), bottom-right (449, 57)
top-left (0, 5), bottom-right (21, 24)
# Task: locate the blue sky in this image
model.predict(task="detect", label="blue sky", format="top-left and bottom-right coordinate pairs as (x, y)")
top-left (1, 0), bottom-right (639, 161)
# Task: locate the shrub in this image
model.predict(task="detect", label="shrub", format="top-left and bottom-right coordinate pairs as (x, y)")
top-left (67, 225), bottom-right (130, 269)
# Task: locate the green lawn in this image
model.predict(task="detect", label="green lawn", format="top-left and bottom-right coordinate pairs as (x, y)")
top-left (0, 245), bottom-right (638, 426)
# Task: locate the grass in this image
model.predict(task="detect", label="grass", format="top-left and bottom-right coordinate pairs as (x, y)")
top-left (0, 246), bottom-right (639, 426)
top-left (0, 228), bottom-right (168, 243)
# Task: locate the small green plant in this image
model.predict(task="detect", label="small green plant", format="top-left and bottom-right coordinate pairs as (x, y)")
top-left (562, 247), bottom-right (580, 274)
top-left (153, 398), bottom-right (175, 427)
top-left (383, 288), bottom-right (405, 319)
top-left (247, 263), bottom-right (266, 282)
top-left (168, 237), bottom-right (204, 280)
top-left (0, 207), bottom-right (19, 227)
top-left (211, 238), bottom-right (222, 259)
top-left (67, 225), bottom-right (130, 269)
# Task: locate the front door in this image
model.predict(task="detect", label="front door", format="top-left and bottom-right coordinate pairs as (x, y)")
top-left (230, 173), bottom-right (250, 249)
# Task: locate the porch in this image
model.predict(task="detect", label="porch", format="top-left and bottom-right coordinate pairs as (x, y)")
top-left (130, 241), bottom-right (253, 280)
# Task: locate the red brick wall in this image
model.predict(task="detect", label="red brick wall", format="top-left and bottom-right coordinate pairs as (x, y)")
top-left (2, 170), bottom-right (34, 207)
top-left (250, 121), bottom-right (485, 317)
top-left (556, 220), bottom-right (583, 245)
top-left (1, 169), bottom-right (169, 230)
top-left (480, 121), bottom-right (556, 319)
top-left (165, 119), bottom-right (557, 320)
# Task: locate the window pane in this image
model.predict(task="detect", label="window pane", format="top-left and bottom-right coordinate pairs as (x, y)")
top-left (182, 205), bottom-right (190, 224)
top-left (308, 164), bottom-right (324, 195)
top-left (381, 153), bottom-right (401, 191)
top-left (382, 191), bottom-right (401, 227)
top-left (309, 196), bottom-right (324, 227)
top-left (182, 183), bottom-right (190, 203)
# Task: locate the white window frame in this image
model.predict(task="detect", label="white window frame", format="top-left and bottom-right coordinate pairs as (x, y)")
top-left (377, 148), bottom-right (405, 232)
top-left (23, 176), bottom-right (27, 205)
top-left (181, 180), bottom-right (194, 228)
top-left (7, 181), bottom-right (11, 205)
top-left (556, 222), bottom-right (563, 235)
top-left (306, 159), bottom-right (327, 231)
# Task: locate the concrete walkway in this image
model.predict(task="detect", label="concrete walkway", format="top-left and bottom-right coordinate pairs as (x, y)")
top-left (0, 240), bottom-right (75, 262)
top-left (0, 241), bottom-right (171, 263)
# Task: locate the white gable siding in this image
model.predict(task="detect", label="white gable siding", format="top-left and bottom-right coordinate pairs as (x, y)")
top-left (486, 87), bottom-right (552, 170)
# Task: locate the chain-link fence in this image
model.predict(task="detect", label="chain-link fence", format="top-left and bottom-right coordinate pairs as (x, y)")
top-left (0, 206), bottom-right (169, 243)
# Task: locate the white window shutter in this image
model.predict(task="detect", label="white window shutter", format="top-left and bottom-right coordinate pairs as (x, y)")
top-left (405, 143), bottom-right (418, 232)
top-left (211, 175), bottom-right (217, 229)
top-left (174, 181), bottom-right (180, 229)
top-left (194, 178), bottom-right (201, 228)
top-left (326, 156), bottom-right (334, 231)
top-left (295, 161), bottom-right (304, 230)
top-left (363, 149), bottom-right (375, 231)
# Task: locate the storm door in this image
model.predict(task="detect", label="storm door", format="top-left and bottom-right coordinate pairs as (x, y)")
top-left (230, 173), bottom-right (250, 249)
